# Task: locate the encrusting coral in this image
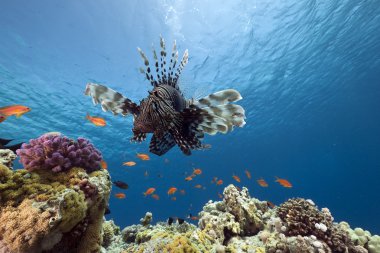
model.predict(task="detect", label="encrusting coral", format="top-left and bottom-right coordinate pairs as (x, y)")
top-left (0, 134), bottom-right (111, 253)
top-left (16, 134), bottom-right (102, 173)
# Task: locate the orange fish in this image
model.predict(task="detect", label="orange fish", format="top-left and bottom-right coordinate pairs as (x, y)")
top-left (185, 175), bottom-right (194, 181)
top-left (114, 193), bottom-right (126, 199)
top-left (257, 178), bottom-right (268, 187)
top-left (245, 169), bottom-right (251, 179)
top-left (275, 177), bottom-right (292, 188)
top-left (171, 197), bottom-right (177, 201)
top-left (187, 214), bottom-right (199, 220)
top-left (151, 194), bottom-right (160, 200)
top-left (123, 161), bottom-right (136, 166)
top-left (86, 113), bottom-right (106, 127)
top-left (100, 160), bottom-right (107, 170)
top-left (216, 179), bottom-right (223, 185)
top-left (232, 174), bottom-right (241, 183)
top-left (167, 187), bottom-right (177, 195)
top-left (144, 187), bottom-right (156, 196)
top-left (179, 189), bottom-right (186, 195)
top-left (218, 193), bottom-right (223, 199)
top-left (194, 184), bottom-right (202, 189)
top-left (0, 105), bottom-right (31, 118)
top-left (137, 153), bottom-right (150, 161)
top-left (193, 168), bottom-right (202, 175)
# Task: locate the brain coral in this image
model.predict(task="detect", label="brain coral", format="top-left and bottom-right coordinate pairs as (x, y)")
top-left (16, 134), bottom-right (102, 173)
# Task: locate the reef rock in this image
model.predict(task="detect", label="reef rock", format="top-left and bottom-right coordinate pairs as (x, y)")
top-left (0, 149), bottom-right (16, 169)
top-left (199, 185), bottom-right (268, 244)
top-left (0, 164), bottom-right (111, 253)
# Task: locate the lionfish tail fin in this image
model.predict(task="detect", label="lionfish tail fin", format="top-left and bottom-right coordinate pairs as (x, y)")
top-left (138, 37), bottom-right (188, 90)
top-left (84, 83), bottom-right (139, 116)
top-left (190, 89), bottom-right (246, 135)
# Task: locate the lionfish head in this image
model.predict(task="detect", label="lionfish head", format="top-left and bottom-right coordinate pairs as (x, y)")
top-left (132, 97), bottom-right (158, 134)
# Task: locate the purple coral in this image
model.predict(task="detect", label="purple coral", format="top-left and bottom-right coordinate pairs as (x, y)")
top-left (16, 134), bottom-right (102, 173)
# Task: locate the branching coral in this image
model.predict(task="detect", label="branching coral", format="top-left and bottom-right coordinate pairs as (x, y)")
top-left (16, 134), bottom-right (102, 173)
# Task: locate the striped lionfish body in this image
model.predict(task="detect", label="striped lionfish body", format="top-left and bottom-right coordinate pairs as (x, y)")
top-left (85, 37), bottom-right (246, 156)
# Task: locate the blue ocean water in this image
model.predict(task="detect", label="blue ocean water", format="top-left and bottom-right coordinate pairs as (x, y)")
top-left (1, 0), bottom-right (379, 234)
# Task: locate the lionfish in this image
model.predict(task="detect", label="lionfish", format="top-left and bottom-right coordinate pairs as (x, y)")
top-left (84, 37), bottom-right (246, 156)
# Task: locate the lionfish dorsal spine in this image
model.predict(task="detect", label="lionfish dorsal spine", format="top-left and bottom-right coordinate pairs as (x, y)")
top-left (159, 35), bottom-right (168, 84)
top-left (152, 45), bottom-right (161, 85)
top-left (173, 49), bottom-right (188, 85)
top-left (168, 40), bottom-right (178, 87)
top-left (137, 47), bottom-right (156, 87)
top-left (138, 37), bottom-right (188, 91)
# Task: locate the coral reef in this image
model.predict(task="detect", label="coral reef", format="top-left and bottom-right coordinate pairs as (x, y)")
top-left (0, 149), bottom-right (16, 169)
top-left (0, 162), bottom-right (111, 253)
top-left (98, 184), bottom-right (380, 253)
top-left (140, 212), bottom-right (153, 227)
top-left (2, 162), bottom-right (379, 253)
top-left (16, 134), bottom-right (102, 173)
top-left (121, 221), bottom-right (215, 253)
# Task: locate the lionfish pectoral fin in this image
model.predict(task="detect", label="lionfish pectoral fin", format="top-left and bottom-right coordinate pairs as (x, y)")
top-left (84, 83), bottom-right (140, 116)
top-left (131, 131), bottom-right (146, 143)
top-left (190, 89), bottom-right (246, 135)
top-left (149, 132), bottom-right (176, 156)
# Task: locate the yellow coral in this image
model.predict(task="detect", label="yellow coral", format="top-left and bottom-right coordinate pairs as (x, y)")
top-left (0, 164), bottom-right (111, 252)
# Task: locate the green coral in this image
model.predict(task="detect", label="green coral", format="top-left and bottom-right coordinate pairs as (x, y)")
top-left (0, 165), bottom-right (87, 206)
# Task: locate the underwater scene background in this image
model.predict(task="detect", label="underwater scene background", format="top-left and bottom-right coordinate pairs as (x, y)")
top-left (1, 0), bottom-right (379, 236)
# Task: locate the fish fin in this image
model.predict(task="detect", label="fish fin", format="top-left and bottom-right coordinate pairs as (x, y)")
top-left (158, 35), bottom-right (168, 85)
top-left (192, 89), bottom-right (243, 108)
top-left (84, 83), bottom-right (139, 116)
top-left (168, 40), bottom-right (179, 88)
top-left (0, 116), bottom-right (6, 123)
top-left (149, 132), bottom-right (176, 156)
top-left (137, 47), bottom-right (157, 87)
top-left (6, 143), bottom-right (23, 152)
top-left (165, 108), bottom-right (204, 155)
top-left (0, 138), bottom-right (13, 145)
top-left (131, 131), bottom-right (147, 143)
top-left (172, 48), bottom-right (188, 87)
top-left (187, 90), bottom-right (246, 135)
top-left (138, 37), bottom-right (187, 91)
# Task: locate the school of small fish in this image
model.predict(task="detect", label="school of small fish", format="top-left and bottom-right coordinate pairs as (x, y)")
top-left (0, 103), bottom-right (294, 224)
